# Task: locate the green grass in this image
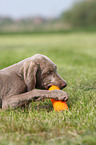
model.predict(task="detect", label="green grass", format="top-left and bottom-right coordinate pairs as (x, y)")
top-left (0, 33), bottom-right (96, 145)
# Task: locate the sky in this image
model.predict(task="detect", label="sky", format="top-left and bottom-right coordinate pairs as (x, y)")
top-left (0, 0), bottom-right (81, 18)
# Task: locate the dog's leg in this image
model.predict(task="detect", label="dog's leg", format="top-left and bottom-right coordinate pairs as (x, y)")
top-left (2, 89), bottom-right (68, 109)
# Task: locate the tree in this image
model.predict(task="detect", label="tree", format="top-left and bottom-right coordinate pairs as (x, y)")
top-left (61, 0), bottom-right (96, 27)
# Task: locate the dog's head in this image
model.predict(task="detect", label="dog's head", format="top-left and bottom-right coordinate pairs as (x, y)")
top-left (20, 54), bottom-right (67, 91)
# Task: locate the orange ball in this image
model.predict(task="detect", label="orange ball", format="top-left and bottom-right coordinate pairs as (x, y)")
top-left (49, 85), bottom-right (68, 112)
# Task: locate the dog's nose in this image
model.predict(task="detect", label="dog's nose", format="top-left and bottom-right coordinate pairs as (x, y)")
top-left (61, 81), bottom-right (67, 89)
top-left (64, 82), bottom-right (67, 87)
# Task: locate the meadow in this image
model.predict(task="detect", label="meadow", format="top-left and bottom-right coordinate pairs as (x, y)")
top-left (0, 32), bottom-right (96, 145)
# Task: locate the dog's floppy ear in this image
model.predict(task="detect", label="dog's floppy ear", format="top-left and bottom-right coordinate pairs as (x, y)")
top-left (19, 60), bottom-right (38, 91)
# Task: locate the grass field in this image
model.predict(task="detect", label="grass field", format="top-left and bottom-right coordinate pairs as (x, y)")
top-left (0, 32), bottom-right (96, 145)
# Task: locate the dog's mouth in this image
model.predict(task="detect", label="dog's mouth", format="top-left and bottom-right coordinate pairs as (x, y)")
top-left (47, 85), bottom-right (52, 90)
top-left (46, 84), bottom-right (59, 90)
top-left (42, 84), bottom-right (52, 90)
top-left (46, 83), bottom-right (67, 90)
top-left (43, 85), bottom-right (51, 90)
top-left (42, 81), bottom-right (67, 90)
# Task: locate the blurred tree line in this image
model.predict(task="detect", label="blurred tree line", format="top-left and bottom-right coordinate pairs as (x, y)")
top-left (61, 0), bottom-right (96, 27)
top-left (0, 0), bottom-right (96, 33)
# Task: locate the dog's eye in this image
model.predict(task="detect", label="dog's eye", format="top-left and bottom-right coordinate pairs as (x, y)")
top-left (43, 70), bottom-right (51, 77)
top-left (47, 70), bottom-right (51, 74)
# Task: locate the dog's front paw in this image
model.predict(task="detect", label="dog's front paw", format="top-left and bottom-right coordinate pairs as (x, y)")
top-left (58, 91), bottom-right (68, 101)
top-left (50, 90), bottom-right (68, 101)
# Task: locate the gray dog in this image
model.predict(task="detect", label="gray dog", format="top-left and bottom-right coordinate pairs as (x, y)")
top-left (0, 54), bottom-right (68, 109)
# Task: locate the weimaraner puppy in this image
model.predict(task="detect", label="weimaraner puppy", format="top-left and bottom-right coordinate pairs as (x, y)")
top-left (0, 54), bottom-right (68, 109)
